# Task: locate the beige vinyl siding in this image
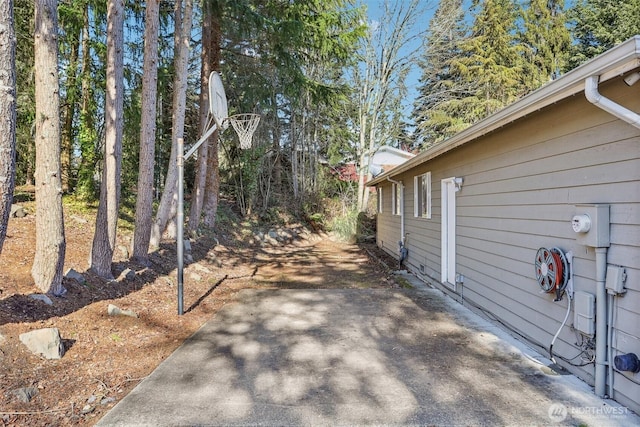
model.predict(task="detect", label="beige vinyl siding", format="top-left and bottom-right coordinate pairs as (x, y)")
top-left (376, 77), bottom-right (640, 412)
top-left (376, 181), bottom-right (402, 256)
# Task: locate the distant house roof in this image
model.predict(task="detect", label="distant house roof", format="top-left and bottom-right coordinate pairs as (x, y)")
top-left (369, 36), bottom-right (640, 186)
top-left (369, 145), bottom-right (415, 165)
top-left (367, 145), bottom-right (415, 177)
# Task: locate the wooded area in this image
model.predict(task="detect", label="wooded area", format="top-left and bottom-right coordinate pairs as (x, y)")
top-left (0, 0), bottom-right (638, 294)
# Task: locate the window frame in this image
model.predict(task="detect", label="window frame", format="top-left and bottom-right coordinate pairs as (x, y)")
top-left (391, 183), bottom-right (401, 216)
top-left (414, 172), bottom-right (432, 219)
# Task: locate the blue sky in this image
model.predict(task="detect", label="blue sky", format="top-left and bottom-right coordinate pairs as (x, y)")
top-left (363, 0), bottom-right (437, 120)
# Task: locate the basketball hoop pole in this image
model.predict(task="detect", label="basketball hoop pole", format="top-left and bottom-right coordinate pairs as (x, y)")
top-left (176, 118), bottom-right (220, 315)
top-left (177, 137), bottom-right (185, 315)
top-left (175, 71), bottom-right (258, 316)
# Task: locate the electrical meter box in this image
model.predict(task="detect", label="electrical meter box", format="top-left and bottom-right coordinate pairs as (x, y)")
top-left (574, 291), bottom-right (596, 336)
top-left (573, 204), bottom-right (610, 247)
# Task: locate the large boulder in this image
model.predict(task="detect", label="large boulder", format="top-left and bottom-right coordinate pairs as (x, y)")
top-left (19, 328), bottom-right (65, 359)
top-left (10, 204), bottom-right (26, 218)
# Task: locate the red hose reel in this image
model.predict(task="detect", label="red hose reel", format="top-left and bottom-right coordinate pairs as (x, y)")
top-left (535, 247), bottom-right (570, 301)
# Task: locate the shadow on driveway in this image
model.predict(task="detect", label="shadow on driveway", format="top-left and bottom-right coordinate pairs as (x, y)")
top-left (97, 288), bottom-right (638, 426)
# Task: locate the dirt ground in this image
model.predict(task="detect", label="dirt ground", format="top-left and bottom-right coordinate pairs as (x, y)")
top-left (0, 200), bottom-right (399, 426)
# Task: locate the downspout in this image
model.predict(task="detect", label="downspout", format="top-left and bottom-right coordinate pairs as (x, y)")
top-left (386, 177), bottom-right (405, 248)
top-left (584, 74), bottom-right (639, 397)
top-left (584, 75), bottom-right (640, 130)
top-left (595, 247), bottom-right (608, 397)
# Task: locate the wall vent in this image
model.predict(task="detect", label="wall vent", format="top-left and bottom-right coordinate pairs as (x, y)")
top-left (419, 264), bottom-right (425, 274)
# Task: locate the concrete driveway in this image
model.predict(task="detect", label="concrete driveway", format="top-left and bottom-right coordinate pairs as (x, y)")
top-left (97, 285), bottom-right (639, 426)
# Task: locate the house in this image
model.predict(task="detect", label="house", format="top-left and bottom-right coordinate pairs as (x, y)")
top-left (330, 145), bottom-right (415, 182)
top-left (366, 145), bottom-right (416, 177)
top-left (368, 36), bottom-right (640, 413)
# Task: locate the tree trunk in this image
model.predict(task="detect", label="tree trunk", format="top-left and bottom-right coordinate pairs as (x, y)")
top-left (201, 129), bottom-right (220, 227)
top-left (200, 3), bottom-right (222, 228)
top-left (356, 113), bottom-right (367, 212)
top-left (150, 0), bottom-right (193, 248)
top-left (90, 0), bottom-right (124, 279)
top-left (32, 0), bottom-right (66, 295)
top-left (131, 0), bottom-right (160, 263)
top-left (60, 35), bottom-right (79, 193)
top-left (189, 0), bottom-right (214, 232)
top-left (77, 5), bottom-right (97, 199)
top-left (0, 0), bottom-right (17, 254)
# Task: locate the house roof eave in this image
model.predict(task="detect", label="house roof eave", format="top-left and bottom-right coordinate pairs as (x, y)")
top-left (368, 36), bottom-right (640, 187)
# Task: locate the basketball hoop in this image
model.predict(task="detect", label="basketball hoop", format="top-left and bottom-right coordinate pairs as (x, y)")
top-left (227, 113), bottom-right (260, 150)
top-left (177, 71), bottom-right (260, 316)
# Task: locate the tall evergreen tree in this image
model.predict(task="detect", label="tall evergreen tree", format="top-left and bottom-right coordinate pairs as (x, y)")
top-left (412, 0), bottom-right (467, 148)
top-left (519, 0), bottom-right (570, 90)
top-left (150, 0), bottom-right (194, 248)
top-left (454, 0), bottom-right (524, 119)
top-left (14, 1), bottom-right (35, 187)
top-left (568, 0), bottom-right (640, 69)
top-left (0, 0), bottom-right (17, 254)
top-left (421, 0), bottom-right (525, 140)
top-left (131, 0), bottom-right (160, 263)
top-left (32, 0), bottom-right (66, 295)
top-left (90, 0), bottom-right (124, 279)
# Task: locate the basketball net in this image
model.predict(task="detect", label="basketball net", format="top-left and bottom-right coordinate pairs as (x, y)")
top-left (227, 113), bottom-right (260, 150)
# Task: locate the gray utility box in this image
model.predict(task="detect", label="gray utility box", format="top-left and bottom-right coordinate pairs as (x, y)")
top-left (574, 291), bottom-right (596, 336)
top-left (572, 204), bottom-right (610, 248)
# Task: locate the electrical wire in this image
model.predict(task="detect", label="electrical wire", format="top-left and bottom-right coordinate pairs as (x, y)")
top-left (454, 286), bottom-right (594, 368)
top-left (549, 293), bottom-right (572, 364)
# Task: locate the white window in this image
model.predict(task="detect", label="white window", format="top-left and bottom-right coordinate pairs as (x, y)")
top-left (392, 183), bottom-right (401, 216)
top-left (414, 172), bottom-right (431, 219)
top-left (377, 187), bottom-right (383, 213)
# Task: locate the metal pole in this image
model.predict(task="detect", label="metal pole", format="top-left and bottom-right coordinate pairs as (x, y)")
top-left (175, 121), bottom-right (218, 316)
top-left (177, 137), bottom-right (184, 315)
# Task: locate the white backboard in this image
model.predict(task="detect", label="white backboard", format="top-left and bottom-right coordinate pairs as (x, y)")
top-left (209, 71), bottom-right (229, 129)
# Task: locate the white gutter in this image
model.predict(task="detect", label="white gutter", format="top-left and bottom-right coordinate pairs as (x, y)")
top-left (585, 75), bottom-right (640, 130)
top-left (367, 36), bottom-right (640, 188)
top-left (583, 72), bottom-right (640, 398)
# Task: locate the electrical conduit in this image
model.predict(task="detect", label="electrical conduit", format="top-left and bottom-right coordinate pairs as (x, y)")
top-left (583, 75), bottom-right (638, 397)
top-left (595, 247), bottom-right (608, 397)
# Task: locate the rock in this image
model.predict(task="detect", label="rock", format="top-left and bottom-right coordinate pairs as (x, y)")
top-left (65, 268), bottom-right (86, 285)
top-left (52, 285), bottom-right (67, 297)
top-left (265, 236), bottom-right (278, 246)
top-left (82, 404), bottom-right (95, 414)
top-left (101, 397), bottom-right (116, 405)
top-left (107, 304), bottom-right (138, 318)
top-left (12, 387), bottom-right (38, 403)
top-left (70, 214), bottom-right (89, 224)
top-left (29, 294), bottom-right (53, 305)
top-left (183, 239), bottom-right (192, 252)
top-left (10, 204), bottom-right (26, 218)
top-left (87, 395), bottom-right (97, 404)
top-left (118, 268), bottom-right (136, 281)
top-left (189, 273), bottom-right (202, 282)
top-left (0, 331), bottom-right (6, 344)
top-left (19, 328), bottom-right (65, 360)
top-left (193, 264), bottom-right (211, 274)
top-left (118, 245), bottom-right (129, 259)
